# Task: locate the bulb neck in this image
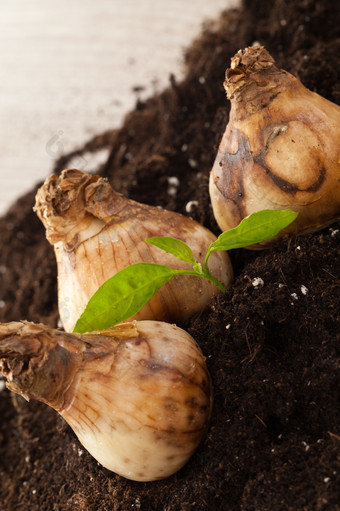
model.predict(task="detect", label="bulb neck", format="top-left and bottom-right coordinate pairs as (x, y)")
top-left (0, 321), bottom-right (83, 409)
top-left (34, 169), bottom-right (128, 244)
top-left (0, 322), bottom-right (134, 411)
top-left (224, 46), bottom-right (294, 118)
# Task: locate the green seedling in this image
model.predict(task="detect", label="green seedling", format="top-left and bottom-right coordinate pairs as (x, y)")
top-left (73, 209), bottom-right (298, 333)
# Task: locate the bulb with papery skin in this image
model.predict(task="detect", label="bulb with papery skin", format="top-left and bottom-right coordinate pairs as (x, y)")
top-left (209, 46), bottom-right (340, 248)
top-left (0, 320), bottom-right (213, 482)
top-left (34, 169), bottom-right (233, 332)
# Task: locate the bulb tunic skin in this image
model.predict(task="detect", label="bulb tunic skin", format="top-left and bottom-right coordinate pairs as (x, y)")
top-left (209, 46), bottom-right (340, 247)
top-left (0, 320), bottom-right (213, 481)
top-left (34, 169), bottom-right (233, 332)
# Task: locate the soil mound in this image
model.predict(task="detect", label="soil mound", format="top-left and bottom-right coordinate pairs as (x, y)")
top-left (0, 1), bottom-right (339, 509)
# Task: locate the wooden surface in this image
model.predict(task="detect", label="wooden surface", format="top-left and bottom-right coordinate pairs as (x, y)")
top-left (0, 0), bottom-right (239, 215)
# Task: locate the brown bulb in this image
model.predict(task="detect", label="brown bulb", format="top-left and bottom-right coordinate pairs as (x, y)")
top-left (209, 46), bottom-right (340, 247)
top-left (34, 169), bottom-right (233, 331)
top-left (0, 320), bottom-right (213, 481)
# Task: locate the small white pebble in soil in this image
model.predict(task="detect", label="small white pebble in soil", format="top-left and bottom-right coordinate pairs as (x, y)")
top-left (32, 489), bottom-right (36, 495)
top-left (330, 228), bottom-right (339, 237)
top-left (302, 441), bottom-right (310, 452)
top-left (133, 498), bottom-right (141, 510)
top-left (278, 283), bottom-right (284, 288)
top-left (225, 324), bottom-right (231, 330)
top-left (185, 200), bottom-right (199, 213)
top-left (167, 176), bottom-right (180, 197)
top-left (252, 277), bottom-right (264, 288)
top-left (78, 448), bottom-right (84, 457)
top-left (167, 176), bottom-right (180, 187)
top-left (296, 245), bottom-right (301, 250)
top-left (300, 285), bottom-right (308, 295)
top-left (181, 144), bottom-right (188, 152)
top-left (291, 292), bottom-right (298, 300)
top-left (0, 300), bottom-right (5, 308)
top-left (198, 76), bottom-right (206, 84)
top-left (188, 158), bottom-right (197, 168)
top-left (324, 477), bottom-right (330, 483)
top-left (167, 186), bottom-right (177, 196)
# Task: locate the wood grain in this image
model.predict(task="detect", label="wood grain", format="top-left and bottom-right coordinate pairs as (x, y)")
top-left (0, 0), bottom-right (238, 215)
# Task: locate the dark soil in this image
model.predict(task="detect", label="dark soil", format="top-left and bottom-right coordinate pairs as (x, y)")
top-left (1, 0), bottom-right (339, 510)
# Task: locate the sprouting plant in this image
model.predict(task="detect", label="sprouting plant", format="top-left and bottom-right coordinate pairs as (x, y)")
top-left (73, 209), bottom-right (298, 333)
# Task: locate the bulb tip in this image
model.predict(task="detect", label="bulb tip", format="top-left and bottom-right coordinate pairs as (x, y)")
top-left (224, 46), bottom-right (277, 100)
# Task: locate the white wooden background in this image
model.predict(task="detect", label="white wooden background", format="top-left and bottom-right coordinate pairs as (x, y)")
top-left (0, 0), bottom-right (239, 216)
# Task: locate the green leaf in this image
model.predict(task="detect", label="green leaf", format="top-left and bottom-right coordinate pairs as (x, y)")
top-left (145, 236), bottom-right (196, 265)
top-left (74, 209), bottom-right (298, 334)
top-left (208, 209), bottom-right (298, 254)
top-left (73, 263), bottom-right (178, 333)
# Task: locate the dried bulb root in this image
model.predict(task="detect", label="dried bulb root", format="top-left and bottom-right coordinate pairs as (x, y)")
top-left (34, 169), bottom-right (233, 331)
top-left (209, 46), bottom-right (340, 248)
top-left (0, 320), bottom-right (213, 481)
